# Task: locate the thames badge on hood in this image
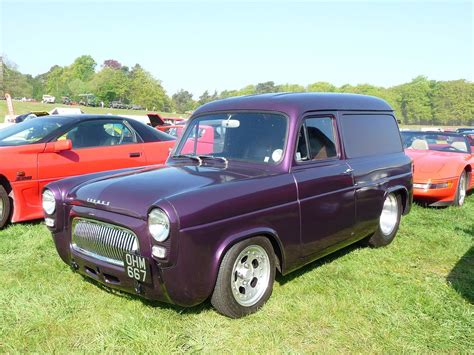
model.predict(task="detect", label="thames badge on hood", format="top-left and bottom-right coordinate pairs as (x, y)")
top-left (86, 198), bottom-right (110, 206)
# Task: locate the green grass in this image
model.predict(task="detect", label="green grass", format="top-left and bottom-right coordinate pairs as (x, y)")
top-left (0, 197), bottom-right (473, 352)
top-left (0, 101), bottom-right (187, 123)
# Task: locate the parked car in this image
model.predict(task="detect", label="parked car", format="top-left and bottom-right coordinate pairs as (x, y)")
top-left (110, 101), bottom-right (127, 109)
top-left (45, 93), bottom-right (412, 318)
top-left (42, 95), bottom-right (55, 104)
top-left (0, 115), bottom-right (175, 229)
top-left (456, 127), bottom-right (474, 133)
top-left (401, 131), bottom-right (473, 206)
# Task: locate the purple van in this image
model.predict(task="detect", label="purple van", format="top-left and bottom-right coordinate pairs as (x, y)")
top-left (45, 93), bottom-right (413, 318)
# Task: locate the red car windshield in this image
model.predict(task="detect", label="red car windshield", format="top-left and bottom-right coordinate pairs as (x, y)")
top-left (401, 132), bottom-right (471, 153)
top-left (0, 118), bottom-right (65, 146)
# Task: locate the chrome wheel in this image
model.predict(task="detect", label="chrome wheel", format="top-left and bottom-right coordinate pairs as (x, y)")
top-left (231, 245), bottom-right (271, 307)
top-left (380, 194), bottom-right (398, 236)
top-left (0, 198), bottom-right (3, 220)
top-left (458, 173), bottom-right (467, 205)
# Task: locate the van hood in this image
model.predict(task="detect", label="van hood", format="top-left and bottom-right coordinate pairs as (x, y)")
top-left (68, 163), bottom-right (267, 218)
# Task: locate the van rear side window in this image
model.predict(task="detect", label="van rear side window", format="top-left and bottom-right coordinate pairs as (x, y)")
top-left (341, 114), bottom-right (402, 158)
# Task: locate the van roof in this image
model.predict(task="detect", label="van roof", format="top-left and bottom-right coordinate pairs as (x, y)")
top-left (194, 92), bottom-right (393, 118)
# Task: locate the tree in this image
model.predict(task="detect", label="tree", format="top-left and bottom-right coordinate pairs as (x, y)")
top-left (69, 55), bottom-right (96, 82)
top-left (103, 59), bottom-right (122, 70)
top-left (431, 80), bottom-right (474, 125)
top-left (1, 59), bottom-right (33, 98)
top-left (278, 83), bottom-right (305, 92)
top-left (128, 64), bottom-right (169, 110)
top-left (90, 67), bottom-right (129, 103)
top-left (397, 76), bottom-right (434, 124)
top-left (307, 82), bottom-right (336, 92)
top-left (172, 89), bottom-right (195, 113)
top-left (255, 81), bottom-right (277, 94)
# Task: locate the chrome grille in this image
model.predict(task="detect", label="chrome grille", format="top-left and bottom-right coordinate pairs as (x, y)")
top-left (71, 218), bottom-right (139, 266)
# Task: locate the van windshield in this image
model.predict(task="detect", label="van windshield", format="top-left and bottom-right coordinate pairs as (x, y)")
top-left (173, 112), bottom-right (288, 164)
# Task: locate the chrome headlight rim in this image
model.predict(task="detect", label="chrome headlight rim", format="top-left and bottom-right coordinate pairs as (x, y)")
top-left (42, 189), bottom-right (56, 215)
top-left (148, 208), bottom-right (170, 242)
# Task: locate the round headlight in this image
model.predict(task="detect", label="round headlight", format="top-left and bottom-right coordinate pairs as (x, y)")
top-left (148, 208), bottom-right (170, 242)
top-left (42, 189), bottom-right (56, 215)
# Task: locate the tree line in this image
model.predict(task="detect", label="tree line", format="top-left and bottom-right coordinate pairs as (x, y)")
top-left (1, 55), bottom-right (473, 125)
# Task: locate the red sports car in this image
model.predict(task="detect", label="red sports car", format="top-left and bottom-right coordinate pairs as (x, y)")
top-left (401, 131), bottom-right (474, 206)
top-left (0, 114), bottom-right (175, 229)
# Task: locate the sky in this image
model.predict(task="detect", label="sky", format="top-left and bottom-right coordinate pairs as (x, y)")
top-left (1, 0), bottom-right (473, 97)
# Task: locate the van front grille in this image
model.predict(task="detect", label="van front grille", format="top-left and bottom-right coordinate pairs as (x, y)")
top-left (71, 218), bottom-right (139, 266)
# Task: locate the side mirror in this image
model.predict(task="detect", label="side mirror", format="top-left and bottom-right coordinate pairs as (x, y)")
top-left (52, 139), bottom-right (72, 152)
top-left (44, 139), bottom-right (72, 153)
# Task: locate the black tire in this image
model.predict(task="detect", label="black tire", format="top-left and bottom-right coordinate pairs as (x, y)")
top-left (211, 236), bottom-right (276, 318)
top-left (0, 185), bottom-right (12, 230)
top-left (366, 193), bottom-right (402, 248)
top-left (453, 171), bottom-right (468, 207)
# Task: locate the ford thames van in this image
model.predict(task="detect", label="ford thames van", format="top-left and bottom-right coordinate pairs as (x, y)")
top-left (45, 93), bottom-right (413, 318)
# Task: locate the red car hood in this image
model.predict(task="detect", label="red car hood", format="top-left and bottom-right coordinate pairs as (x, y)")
top-left (405, 149), bottom-right (472, 181)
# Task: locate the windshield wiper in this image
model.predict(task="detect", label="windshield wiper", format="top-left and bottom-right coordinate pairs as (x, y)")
top-left (197, 155), bottom-right (228, 165)
top-left (171, 154), bottom-right (202, 164)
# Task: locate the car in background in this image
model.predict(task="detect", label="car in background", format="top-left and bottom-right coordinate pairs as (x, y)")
top-left (401, 131), bottom-right (473, 206)
top-left (0, 115), bottom-right (175, 229)
top-left (456, 127), bottom-right (474, 133)
top-left (42, 95), bottom-right (55, 104)
top-left (460, 130), bottom-right (474, 147)
top-left (45, 93), bottom-right (412, 318)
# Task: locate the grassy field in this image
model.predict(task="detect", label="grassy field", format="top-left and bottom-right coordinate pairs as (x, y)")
top-left (0, 101), bottom-right (187, 123)
top-left (0, 195), bottom-right (472, 352)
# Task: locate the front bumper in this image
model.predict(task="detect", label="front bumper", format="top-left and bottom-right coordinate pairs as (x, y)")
top-left (412, 179), bottom-right (456, 205)
top-left (51, 206), bottom-right (178, 304)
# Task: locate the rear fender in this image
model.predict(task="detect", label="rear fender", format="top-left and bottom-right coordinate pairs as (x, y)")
top-left (384, 185), bottom-right (411, 215)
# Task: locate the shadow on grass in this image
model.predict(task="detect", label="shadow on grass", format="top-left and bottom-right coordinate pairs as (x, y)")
top-left (78, 240), bottom-right (365, 315)
top-left (276, 242), bottom-right (363, 285)
top-left (79, 273), bottom-right (212, 315)
top-left (447, 245), bottom-right (474, 304)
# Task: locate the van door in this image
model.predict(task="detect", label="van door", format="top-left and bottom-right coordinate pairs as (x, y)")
top-left (291, 115), bottom-right (356, 257)
top-left (339, 113), bottom-right (406, 238)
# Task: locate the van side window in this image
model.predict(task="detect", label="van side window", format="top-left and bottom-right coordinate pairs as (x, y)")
top-left (296, 116), bottom-right (337, 162)
top-left (341, 114), bottom-right (402, 158)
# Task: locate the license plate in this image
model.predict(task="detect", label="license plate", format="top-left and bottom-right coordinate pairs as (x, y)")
top-left (123, 253), bottom-right (152, 284)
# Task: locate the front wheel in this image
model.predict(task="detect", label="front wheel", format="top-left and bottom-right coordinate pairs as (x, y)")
top-left (366, 192), bottom-right (402, 248)
top-left (453, 171), bottom-right (467, 207)
top-left (211, 237), bottom-right (276, 318)
top-left (0, 186), bottom-right (12, 230)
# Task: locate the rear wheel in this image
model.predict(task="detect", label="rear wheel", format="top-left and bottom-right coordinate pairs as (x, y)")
top-left (0, 185), bottom-right (12, 230)
top-left (211, 237), bottom-right (276, 318)
top-left (453, 171), bottom-right (467, 206)
top-left (366, 192), bottom-right (402, 248)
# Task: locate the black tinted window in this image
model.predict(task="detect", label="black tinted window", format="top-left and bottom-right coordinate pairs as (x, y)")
top-left (341, 114), bottom-right (402, 158)
top-left (296, 116), bottom-right (337, 161)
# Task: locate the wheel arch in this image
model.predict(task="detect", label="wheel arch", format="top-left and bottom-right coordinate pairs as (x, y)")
top-left (463, 164), bottom-right (472, 189)
top-left (215, 227), bottom-right (285, 276)
top-left (385, 185), bottom-right (410, 214)
top-left (0, 174), bottom-right (12, 193)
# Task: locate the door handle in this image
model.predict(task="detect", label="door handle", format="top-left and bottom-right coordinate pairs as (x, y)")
top-left (129, 152), bottom-right (141, 158)
top-left (341, 168), bottom-right (353, 175)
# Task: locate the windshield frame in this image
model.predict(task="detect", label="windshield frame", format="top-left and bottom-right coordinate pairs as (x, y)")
top-left (171, 110), bottom-right (290, 166)
top-left (401, 131), bottom-right (472, 154)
